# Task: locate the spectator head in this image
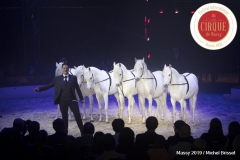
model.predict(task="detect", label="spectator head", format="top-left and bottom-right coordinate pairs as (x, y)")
top-left (103, 133), bottom-right (115, 151)
top-left (28, 121), bottom-right (40, 135)
top-left (83, 122), bottom-right (95, 135)
top-left (178, 123), bottom-right (191, 138)
top-left (94, 131), bottom-right (104, 144)
top-left (118, 127), bottom-right (135, 146)
top-left (13, 118), bottom-right (25, 133)
top-left (173, 120), bottom-right (186, 134)
top-left (227, 121), bottom-right (240, 137)
top-left (37, 130), bottom-right (48, 144)
top-left (208, 118), bottom-right (224, 136)
top-left (112, 118), bottom-right (125, 133)
top-left (193, 138), bottom-right (207, 151)
top-left (53, 118), bottom-right (65, 132)
top-left (63, 135), bottom-right (76, 153)
top-left (146, 116), bottom-right (158, 131)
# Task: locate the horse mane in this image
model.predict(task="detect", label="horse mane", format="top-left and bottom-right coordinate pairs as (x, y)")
top-left (74, 65), bottom-right (85, 75)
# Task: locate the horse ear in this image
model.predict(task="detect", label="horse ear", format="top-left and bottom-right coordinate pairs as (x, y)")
top-left (169, 64), bottom-right (172, 68)
top-left (83, 65), bottom-right (86, 69)
top-left (113, 62), bottom-right (116, 66)
top-left (135, 58), bottom-right (137, 62)
top-left (142, 57), bottom-right (145, 62)
top-left (56, 62), bottom-right (58, 67)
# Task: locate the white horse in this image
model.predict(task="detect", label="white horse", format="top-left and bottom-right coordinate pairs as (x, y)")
top-left (112, 62), bottom-right (138, 124)
top-left (162, 64), bottom-right (198, 122)
top-left (74, 65), bottom-right (95, 121)
top-left (134, 58), bottom-right (168, 123)
top-left (84, 67), bottom-right (120, 123)
top-left (55, 62), bottom-right (94, 121)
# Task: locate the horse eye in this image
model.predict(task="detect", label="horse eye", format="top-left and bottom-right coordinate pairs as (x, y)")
top-left (169, 74), bottom-right (170, 76)
top-left (140, 68), bottom-right (142, 70)
top-left (119, 73), bottom-right (121, 75)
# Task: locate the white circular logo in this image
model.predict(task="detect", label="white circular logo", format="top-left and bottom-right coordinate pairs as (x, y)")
top-left (190, 3), bottom-right (237, 50)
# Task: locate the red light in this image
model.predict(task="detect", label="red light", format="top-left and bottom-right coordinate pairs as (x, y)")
top-left (147, 19), bottom-right (150, 23)
top-left (175, 10), bottom-right (179, 14)
top-left (191, 10), bottom-right (195, 14)
top-left (159, 10), bottom-right (163, 14)
top-left (148, 54), bottom-right (150, 58)
top-left (147, 37), bottom-right (150, 41)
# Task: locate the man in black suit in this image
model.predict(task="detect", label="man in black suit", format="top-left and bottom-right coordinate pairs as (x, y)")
top-left (34, 63), bottom-right (84, 135)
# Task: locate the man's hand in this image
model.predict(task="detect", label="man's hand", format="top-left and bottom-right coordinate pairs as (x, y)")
top-left (34, 88), bottom-right (39, 92)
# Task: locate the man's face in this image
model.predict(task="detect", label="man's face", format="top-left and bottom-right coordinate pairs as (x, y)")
top-left (62, 64), bottom-right (69, 75)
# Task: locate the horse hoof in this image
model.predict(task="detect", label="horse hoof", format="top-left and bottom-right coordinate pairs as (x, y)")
top-left (82, 117), bottom-right (86, 120)
top-left (90, 119), bottom-right (94, 122)
top-left (105, 121), bottom-right (109, 124)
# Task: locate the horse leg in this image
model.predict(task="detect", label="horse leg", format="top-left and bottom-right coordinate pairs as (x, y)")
top-left (161, 92), bottom-right (167, 120)
top-left (130, 96), bottom-right (135, 123)
top-left (118, 94), bottom-right (124, 119)
top-left (139, 95), bottom-right (146, 123)
top-left (147, 95), bottom-right (153, 117)
top-left (103, 93), bottom-right (109, 123)
top-left (127, 96), bottom-right (134, 124)
top-left (68, 107), bottom-right (75, 121)
top-left (179, 100), bottom-right (186, 122)
top-left (56, 104), bottom-right (61, 119)
top-left (191, 94), bottom-right (197, 123)
top-left (82, 97), bottom-right (87, 120)
top-left (89, 95), bottom-right (94, 122)
top-left (154, 98), bottom-right (160, 119)
top-left (96, 94), bottom-right (102, 121)
top-left (170, 97), bottom-right (177, 123)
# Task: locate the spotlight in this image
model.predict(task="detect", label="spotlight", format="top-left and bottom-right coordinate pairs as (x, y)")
top-left (175, 10), bottom-right (179, 14)
top-left (159, 10), bottom-right (163, 14)
top-left (191, 10), bottom-right (195, 14)
top-left (147, 37), bottom-right (150, 41)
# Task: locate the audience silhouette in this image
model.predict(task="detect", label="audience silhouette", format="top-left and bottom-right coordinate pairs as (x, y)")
top-left (1, 117), bottom-right (239, 160)
top-left (112, 118), bottom-right (125, 146)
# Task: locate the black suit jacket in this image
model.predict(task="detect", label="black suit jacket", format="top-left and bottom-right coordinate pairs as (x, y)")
top-left (39, 75), bottom-right (83, 104)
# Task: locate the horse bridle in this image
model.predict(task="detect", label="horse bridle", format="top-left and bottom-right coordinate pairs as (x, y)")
top-left (168, 67), bottom-right (191, 94)
top-left (79, 74), bottom-right (86, 88)
top-left (117, 65), bottom-right (136, 98)
top-left (89, 68), bottom-right (111, 91)
top-left (138, 63), bottom-right (157, 91)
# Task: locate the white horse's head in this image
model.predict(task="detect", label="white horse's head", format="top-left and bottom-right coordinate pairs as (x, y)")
top-left (162, 64), bottom-right (172, 87)
top-left (74, 65), bottom-right (86, 86)
top-left (134, 57), bottom-right (146, 81)
top-left (55, 62), bottom-right (64, 77)
top-left (84, 67), bottom-right (94, 89)
top-left (113, 62), bottom-right (123, 87)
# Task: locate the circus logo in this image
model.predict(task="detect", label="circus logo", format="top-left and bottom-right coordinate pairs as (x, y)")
top-left (190, 3), bottom-right (237, 50)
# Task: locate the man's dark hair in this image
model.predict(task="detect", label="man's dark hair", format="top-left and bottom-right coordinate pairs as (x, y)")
top-left (146, 116), bottom-right (158, 130)
top-left (112, 118), bottom-right (125, 133)
top-left (62, 63), bottom-right (68, 67)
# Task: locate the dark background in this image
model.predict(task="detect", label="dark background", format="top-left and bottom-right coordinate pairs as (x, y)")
top-left (0, 0), bottom-right (239, 80)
